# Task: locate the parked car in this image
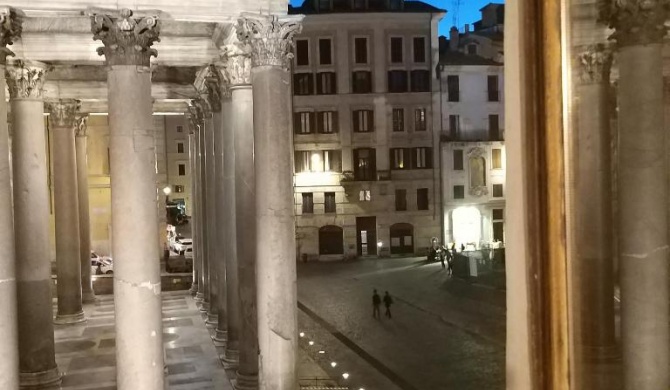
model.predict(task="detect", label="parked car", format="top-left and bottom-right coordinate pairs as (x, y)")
top-left (91, 252), bottom-right (113, 275)
top-left (173, 237), bottom-right (193, 255)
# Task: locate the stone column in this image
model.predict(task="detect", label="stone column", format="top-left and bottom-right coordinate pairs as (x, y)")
top-left (189, 104), bottom-right (205, 301)
top-left (187, 117), bottom-right (199, 295)
top-left (46, 99), bottom-right (85, 324)
top-left (91, 10), bottom-right (164, 389)
top-left (7, 59), bottom-right (61, 387)
top-left (196, 98), bottom-right (212, 313)
top-left (240, 15), bottom-right (302, 390)
top-left (75, 116), bottom-right (95, 303)
top-left (601, 2), bottom-right (669, 389)
top-left (0, 8), bottom-right (23, 389)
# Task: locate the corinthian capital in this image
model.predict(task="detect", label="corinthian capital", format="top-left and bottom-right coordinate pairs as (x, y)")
top-left (237, 14), bottom-right (302, 68)
top-left (575, 44), bottom-right (612, 85)
top-left (46, 99), bottom-right (81, 128)
top-left (6, 59), bottom-right (49, 99)
top-left (75, 115), bottom-right (89, 137)
top-left (91, 8), bottom-right (161, 66)
top-left (599, 0), bottom-right (670, 47)
top-left (0, 7), bottom-right (24, 65)
top-left (194, 64), bottom-right (225, 111)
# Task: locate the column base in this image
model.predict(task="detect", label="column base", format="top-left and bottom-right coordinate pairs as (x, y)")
top-left (221, 348), bottom-right (239, 369)
top-left (199, 302), bottom-right (210, 313)
top-left (206, 313), bottom-right (218, 326)
top-left (54, 310), bottom-right (86, 325)
top-left (190, 283), bottom-right (198, 296)
top-left (19, 367), bottom-right (62, 389)
top-left (195, 292), bottom-right (205, 302)
top-left (212, 329), bottom-right (227, 343)
top-left (234, 372), bottom-right (258, 390)
top-left (82, 291), bottom-right (96, 304)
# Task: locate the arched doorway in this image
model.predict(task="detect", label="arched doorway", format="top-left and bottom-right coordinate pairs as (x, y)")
top-left (390, 223), bottom-right (414, 254)
top-left (318, 225), bottom-right (344, 255)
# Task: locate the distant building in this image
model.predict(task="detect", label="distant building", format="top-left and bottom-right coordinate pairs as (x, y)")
top-left (438, 3), bottom-right (506, 249)
top-left (288, 0), bottom-right (446, 259)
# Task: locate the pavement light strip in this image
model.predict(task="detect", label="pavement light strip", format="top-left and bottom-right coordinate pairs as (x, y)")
top-left (300, 329), bottom-right (363, 389)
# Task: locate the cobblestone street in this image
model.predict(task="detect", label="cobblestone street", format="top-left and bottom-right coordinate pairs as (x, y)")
top-left (297, 257), bottom-right (506, 390)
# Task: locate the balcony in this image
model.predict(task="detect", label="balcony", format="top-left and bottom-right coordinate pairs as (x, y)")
top-left (441, 130), bottom-right (505, 143)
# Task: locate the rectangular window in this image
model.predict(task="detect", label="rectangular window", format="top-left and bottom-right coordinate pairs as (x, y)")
top-left (316, 72), bottom-right (336, 94)
top-left (293, 112), bottom-right (314, 134)
top-left (413, 37), bottom-right (426, 63)
top-left (324, 192), bottom-right (336, 213)
top-left (317, 39), bottom-right (333, 64)
top-left (354, 37), bottom-right (368, 64)
top-left (488, 75), bottom-right (500, 102)
top-left (453, 185), bottom-right (465, 199)
top-left (323, 150), bottom-right (342, 172)
top-left (177, 142), bottom-right (184, 153)
top-left (489, 114), bottom-right (501, 140)
top-left (392, 108), bottom-right (404, 132)
top-left (388, 70), bottom-right (408, 93)
top-left (492, 208), bottom-right (504, 220)
top-left (353, 110), bottom-right (374, 132)
top-left (359, 189), bottom-right (371, 201)
top-left (174, 185), bottom-right (185, 193)
top-left (414, 108), bottom-right (427, 131)
top-left (294, 151), bottom-right (310, 173)
top-left (395, 189), bottom-right (407, 211)
top-left (302, 193), bottom-right (314, 214)
top-left (296, 39), bottom-right (309, 66)
top-left (317, 111), bottom-right (338, 134)
top-left (295, 150), bottom-right (342, 172)
top-left (492, 148), bottom-right (502, 169)
top-left (176, 125), bottom-right (184, 133)
top-left (413, 147), bottom-right (432, 169)
top-left (447, 75), bottom-right (459, 102)
top-left (390, 37), bottom-right (403, 63)
top-left (352, 71), bottom-right (372, 93)
top-left (178, 163), bottom-right (186, 176)
top-left (453, 149), bottom-right (464, 170)
top-left (417, 188), bottom-right (429, 210)
top-left (354, 148), bottom-right (376, 181)
top-left (294, 73), bottom-right (314, 95)
top-left (410, 70), bottom-right (430, 92)
top-left (390, 148), bottom-right (410, 170)
top-left (492, 184), bottom-right (504, 197)
top-left (449, 115), bottom-right (460, 138)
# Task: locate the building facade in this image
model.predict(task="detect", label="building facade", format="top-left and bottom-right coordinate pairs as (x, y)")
top-left (289, 0), bottom-right (446, 259)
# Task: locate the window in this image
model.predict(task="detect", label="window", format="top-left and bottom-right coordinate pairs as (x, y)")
top-left (177, 142), bottom-right (184, 153)
top-left (354, 37), bottom-right (368, 64)
top-left (492, 184), bottom-right (503, 198)
top-left (293, 112), bottom-right (314, 134)
top-left (353, 110), bottom-right (374, 132)
top-left (388, 70), bottom-right (408, 92)
top-left (359, 189), bottom-right (371, 201)
top-left (489, 115), bottom-right (501, 140)
top-left (390, 148), bottom-right (410, 170)
top-left (410, 70), bottom-right (430, 92)
top-left (178, 163), bottom-right (186, 176)
top-left (453, 150), bottom-right (464, 170)
top-left (488, 75), bottom-right (500, 102)
top-left (174, 185), bottom-right (185, 193)
top-left (453, 185), bottom-right (465, 199)
top-left (294, 150), bottom-right (342, 173)
top-left (302, 193), bottom-right (314, 214)
top-left (449, 115), bottom-right (460, 139)
top-left (319, 38), bottom-right (333, 65)
top-left (413, 37), bottom-right (426, 63)
top-left (316, 72), bottom-right (336, 94)
top-left (395, 189), bottom-right (407, 211)
top-left (467, 44), bottom-right (477, 55)
top-left (390, 37), bottom-right (403, 63)
top-left (317, 111), bottom-right (338, 134)
top-left (354, 148), bottom-right (376, 181)
top-left (492, 148), bottom-right (502, 169)
top-left (492, 208), bottom-right (504, 220)
top-left (414, 108), bottom-right (427, 131)
top-left (392, 108), bottom-right (404, 132)
top-left (176, 125), bottom-right (184, 133)
top-left (492, 209), bottom-right (504, 242)
top-left (294, 73), bottom-right (314, 95)
top-left (296, 39), bottom-right (309, 66)
top-left (413, 147), bottom-right (432, 169)
top-left (352, 71), bottom-right (372, 93)
top-left (417, 188), bottom-right (429, 210)
top-left (447, 75), bottom-right (459, 102)
top-left (324, 192), bottom-right (336, 213)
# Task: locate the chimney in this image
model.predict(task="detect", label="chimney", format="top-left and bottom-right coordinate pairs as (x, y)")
top-left (449, 26), bottom-right (459, 51)
top-left (465, 24), bottom-right (470, 33)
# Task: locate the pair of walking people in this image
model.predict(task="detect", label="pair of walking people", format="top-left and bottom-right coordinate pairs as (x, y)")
top-left (372, 289), bottom-right (393, 319)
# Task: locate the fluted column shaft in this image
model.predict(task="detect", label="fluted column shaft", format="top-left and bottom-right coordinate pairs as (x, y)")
top-left (75, 117), bottom-right (95, 303)
top-left (194, 122), bottom-right (205, 300)
top-left (199, 115), bottom-right (211, 312)
top-left (188, 128), bottom-right (199, 295)
top-left (206, 110), bottom-right (219, 324)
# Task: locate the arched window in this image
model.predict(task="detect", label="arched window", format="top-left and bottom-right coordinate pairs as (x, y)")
top-left (318, 225), bottom-right (343, 255)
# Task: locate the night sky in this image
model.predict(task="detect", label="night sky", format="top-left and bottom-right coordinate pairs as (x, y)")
top-left (288, 0), bottom-right (505, 36)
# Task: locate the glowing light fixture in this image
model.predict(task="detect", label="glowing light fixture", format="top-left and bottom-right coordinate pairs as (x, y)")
top-left (299, 332), bottom-right (305, 338)
top-left (342, 373), bottom-right (349, 379)
top-left (377, 241), bottom-right (383, 248)
top-left (318, 350), bottom-right (325, 354)
top-left (308, 341), bottom-right (314, 346)
top-left (452, 206), bottom-right (482, 246)
top-left (330, 362), bottom-right (337, 368)
top-left (162, 186), bottom-right (171, 196)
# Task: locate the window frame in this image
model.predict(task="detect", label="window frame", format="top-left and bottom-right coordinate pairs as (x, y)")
top-left (295, 38), bottom-right (310, 67)
top-left (412, 36), bottom-right (427, 63)
top-left (301, 192), bottom-right (314, 214)
top-left (318, 37), bottom-right (333, 66)
top-left (353, 36), bottom-right (370, 65)
top-left (389, 36), bottom-right (404, 64)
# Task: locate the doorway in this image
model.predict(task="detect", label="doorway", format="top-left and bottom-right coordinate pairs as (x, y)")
top-left (356, 216), bottom-right (377, 256)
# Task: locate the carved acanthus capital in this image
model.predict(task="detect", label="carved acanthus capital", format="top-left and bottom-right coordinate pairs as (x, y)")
top-left (195, 64), bottom-right (225, 111)
top-left (0, 7), bottom-right (24, 65)
top-left (75, 115), bottom-right (89, 137)
top-left (46, 99), bottom-right (81, 128)
top-left (599, 0), bottom-right (670, 47)
top-left (6, 59), bottom-right (49, 99)
top-left (91, 8), bottom-right (161, 66)
top-left (575, 44), bottom-right (613, 85)
top-left (237, 14), bottom-right (302, 68)
top-left (220, 38), bottom-right (252, 86)
top-left (188, 98), bottom-right (210, 132)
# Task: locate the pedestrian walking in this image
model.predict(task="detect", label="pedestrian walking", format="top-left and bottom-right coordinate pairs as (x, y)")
top-left (372, 289), bottom-right (381, 319)
top-left (383, 291), bottom-right (393, 318)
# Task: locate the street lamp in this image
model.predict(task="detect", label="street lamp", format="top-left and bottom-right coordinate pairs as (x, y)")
top-left (162, 186), bottom-right (171, 202)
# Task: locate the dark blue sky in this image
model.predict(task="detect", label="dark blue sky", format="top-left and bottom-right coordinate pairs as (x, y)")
top-left (288, 0), bottom-right (505, 36)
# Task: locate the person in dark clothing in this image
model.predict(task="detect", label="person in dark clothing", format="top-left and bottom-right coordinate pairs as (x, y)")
top-left (383, 291), bottom-right (393, 318)
top-left (372, 289), bottom-right (381, 319)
